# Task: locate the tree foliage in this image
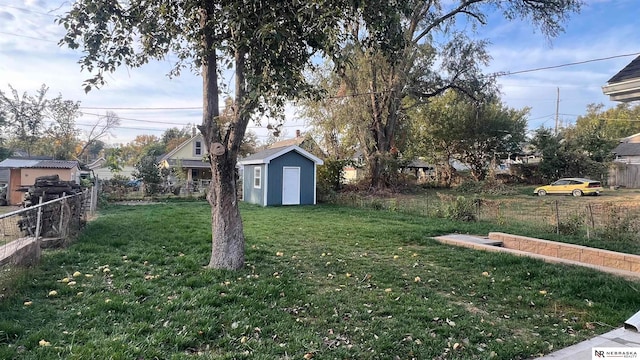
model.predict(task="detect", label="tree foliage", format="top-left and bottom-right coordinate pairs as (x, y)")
top-left (530, 127), bottom-right (607, 182)
top-left (304, 0), bottom-right (581, 188)
top-left (59, 0), bottom-right (349, 270)
top-left (0, 84), bottom-right (49, 156)
top-left (407, 90), bottom-right (528, 182)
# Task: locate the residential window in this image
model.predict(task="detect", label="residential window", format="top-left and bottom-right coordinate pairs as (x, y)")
top-left (191, 169), bottom-right (199, 179)
top-left (253, 167), bottom-right (261, 189)
top-left (194, 141), bottom-right (202, 156)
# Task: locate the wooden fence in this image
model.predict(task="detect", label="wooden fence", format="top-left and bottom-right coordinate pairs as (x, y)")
top-left (0, 188), bottom-right (97, 267)
top-left (609, 163), bottom-right (640, 189)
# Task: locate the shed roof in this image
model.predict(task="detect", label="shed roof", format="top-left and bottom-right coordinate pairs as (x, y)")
top-left (35, 160), bottom-right (79, 169)
top-left (238, 145), bottom-right (323, 165)
top-left (0, 158), bottom-right (79, 169)
top-left (0, 159), bottom-right (42, 168)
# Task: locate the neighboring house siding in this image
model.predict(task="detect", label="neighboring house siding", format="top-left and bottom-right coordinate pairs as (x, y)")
top-left (615, 155), bottom-right (640, 164)
top-left (172, 135), bottom-right (208, 159)
top-left (243, 164), bottom-right (265, 206)
top-left (9, 169), bottom-right (21, 205)
top-left (267, 152), bottom-right (315, 206)
top-left (21, 168), bottom-right (78, 185)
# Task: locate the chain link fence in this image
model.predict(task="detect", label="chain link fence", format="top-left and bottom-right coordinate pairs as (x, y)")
top-left (334, 192), bottom-right (640, 242)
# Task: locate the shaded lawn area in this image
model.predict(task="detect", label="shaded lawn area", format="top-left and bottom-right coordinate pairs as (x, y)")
top-left (1, 201), bottom-right (639, 359)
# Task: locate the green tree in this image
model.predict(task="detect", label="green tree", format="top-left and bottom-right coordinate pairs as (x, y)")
top-left (530, 127), bottom-right (607, 182)
top-left (41, 96), bottom-right (81, 160)
top-left (134, 155), bottom-right (163, 196)
top-left (406, 90), bottom-right (528, 182)
top-left (59, 0), bottom-right (347, 270)
top-left (162, 126), bottom-right (192, 152)
top-left (0, 84), bottom-right (49, 156)
top-left (308, 0), bottom-right (581, 188)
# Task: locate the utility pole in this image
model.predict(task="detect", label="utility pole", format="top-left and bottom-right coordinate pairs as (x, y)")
top-left (554, 87), bottom-right (560, 136)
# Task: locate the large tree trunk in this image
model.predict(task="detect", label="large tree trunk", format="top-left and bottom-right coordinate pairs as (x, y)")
top-left (200, 5), bottom-right (245, 270)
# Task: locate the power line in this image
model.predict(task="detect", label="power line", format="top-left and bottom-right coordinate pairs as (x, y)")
top-left (80, 106), bottom-right (202, 111)
top-left (0, 30), bottom-right (57, 43)
top-left (0, 3), bottom-right (60, 17)
top-left (495, 52), bottom-right (640, 77)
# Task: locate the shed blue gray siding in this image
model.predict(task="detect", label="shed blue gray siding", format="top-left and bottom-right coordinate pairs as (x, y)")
top-left (266, 151), bottom-right (316, 206)
top-left (238, 145), bottom-right (323, 207)
top-left (243, 164), bottom-right (266, 206)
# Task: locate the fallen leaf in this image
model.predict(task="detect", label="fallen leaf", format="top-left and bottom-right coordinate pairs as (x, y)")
top-left (48, 290), bottom-right (57, 297)
top-left (393, 255), bottom-right (399, 259)
top-left (482, 271), bottom-right (490, 277)
top-left (38, 339), bottom-right (51, 347)
top-left (384, 288), bottom-right (392, 293)
top-left (67, 281), bottom-right (76, 286)
top-left (276, 252), bottom-right (284, 257)
top-left (303, 353), bottom-right (314, 359)
top-left (73, 271), bottom-right (82, 277)
top-left (103, 268), bottom-right (111, 273)
top-left (539, 290), bottom-right (547, 295)
top-left (61, 277), bottom-right (70, 283)
top-left (446, 318), bottom-right (456, 327)
top-left (414, 276), bottom-right (421, 282)
top-left (24, 301), bottom-right (33, 306)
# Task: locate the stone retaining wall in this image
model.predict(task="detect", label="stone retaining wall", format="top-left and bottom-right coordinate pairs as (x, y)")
top-left (488, 232), bottom-right (640, 274)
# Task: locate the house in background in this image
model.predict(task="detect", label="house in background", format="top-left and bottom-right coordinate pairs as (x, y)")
top-left (238, 145), bottom-right (323, 206)
top-left (268, 130), bottom-right (326, 160)
top-left (612, 132), bottom-right (640, 164)
top-left (603, 55), bottom-right (640, 188)
top-left (157, 134), bottom-right (212, 192)
top-left (87, 157), bottom-right (136, 181)
top-left (0, 158), bottom-right (80, 205)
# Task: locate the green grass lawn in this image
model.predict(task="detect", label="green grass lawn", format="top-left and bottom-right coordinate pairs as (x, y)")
top-left (1, 201), bottom-right (639, 359)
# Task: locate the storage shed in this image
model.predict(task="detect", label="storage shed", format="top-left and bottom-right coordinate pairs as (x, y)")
top-left (238, 145), bottom-right (323, 206)
top-left (0, 159), bottom-right (80, 205)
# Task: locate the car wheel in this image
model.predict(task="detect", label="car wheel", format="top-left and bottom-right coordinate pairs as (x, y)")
top-left (572, 189), bottom-right (583, 197)
top-left (537, 190), bottom-right (547, 196)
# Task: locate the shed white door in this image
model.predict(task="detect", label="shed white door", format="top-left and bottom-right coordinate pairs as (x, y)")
top-left (282, 167), bottom-right (301, 205)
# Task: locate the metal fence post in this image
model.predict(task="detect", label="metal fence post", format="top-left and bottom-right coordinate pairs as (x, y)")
top-left (555, 200), bottom-right (560, 235)
top-left (59, 193), bottom-right (66, 239)
top-left (35, 196), bottom-right (44, 242)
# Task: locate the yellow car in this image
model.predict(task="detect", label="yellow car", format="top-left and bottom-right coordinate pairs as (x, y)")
top-left (534, 178), bottom-right (603, 197)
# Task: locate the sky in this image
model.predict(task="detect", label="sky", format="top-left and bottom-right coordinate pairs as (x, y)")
top-left (0, 0), bottom-right (638, 147)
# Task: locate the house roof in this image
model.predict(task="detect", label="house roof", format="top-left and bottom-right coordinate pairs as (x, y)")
top-left (608, 55), bottom-right (640, 84)
top-left (86, 157), bottom-right (107, 169)
top-left (238, 145), bottom-right (324, 165)
top-left (620, 132), bottom-right (640, 143)
top-left (0, 158), bottom-right (79, 169)
top-left (612, 143), bottom-right (640, 157)
top-left (602, 55), bottom-right (640, 102)
top-left (158, 134), bottom-right (204, 163)
top-left (268, 136), bottom-right (306, 149)
top-left (405, 159), bottom-right (434, 169)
